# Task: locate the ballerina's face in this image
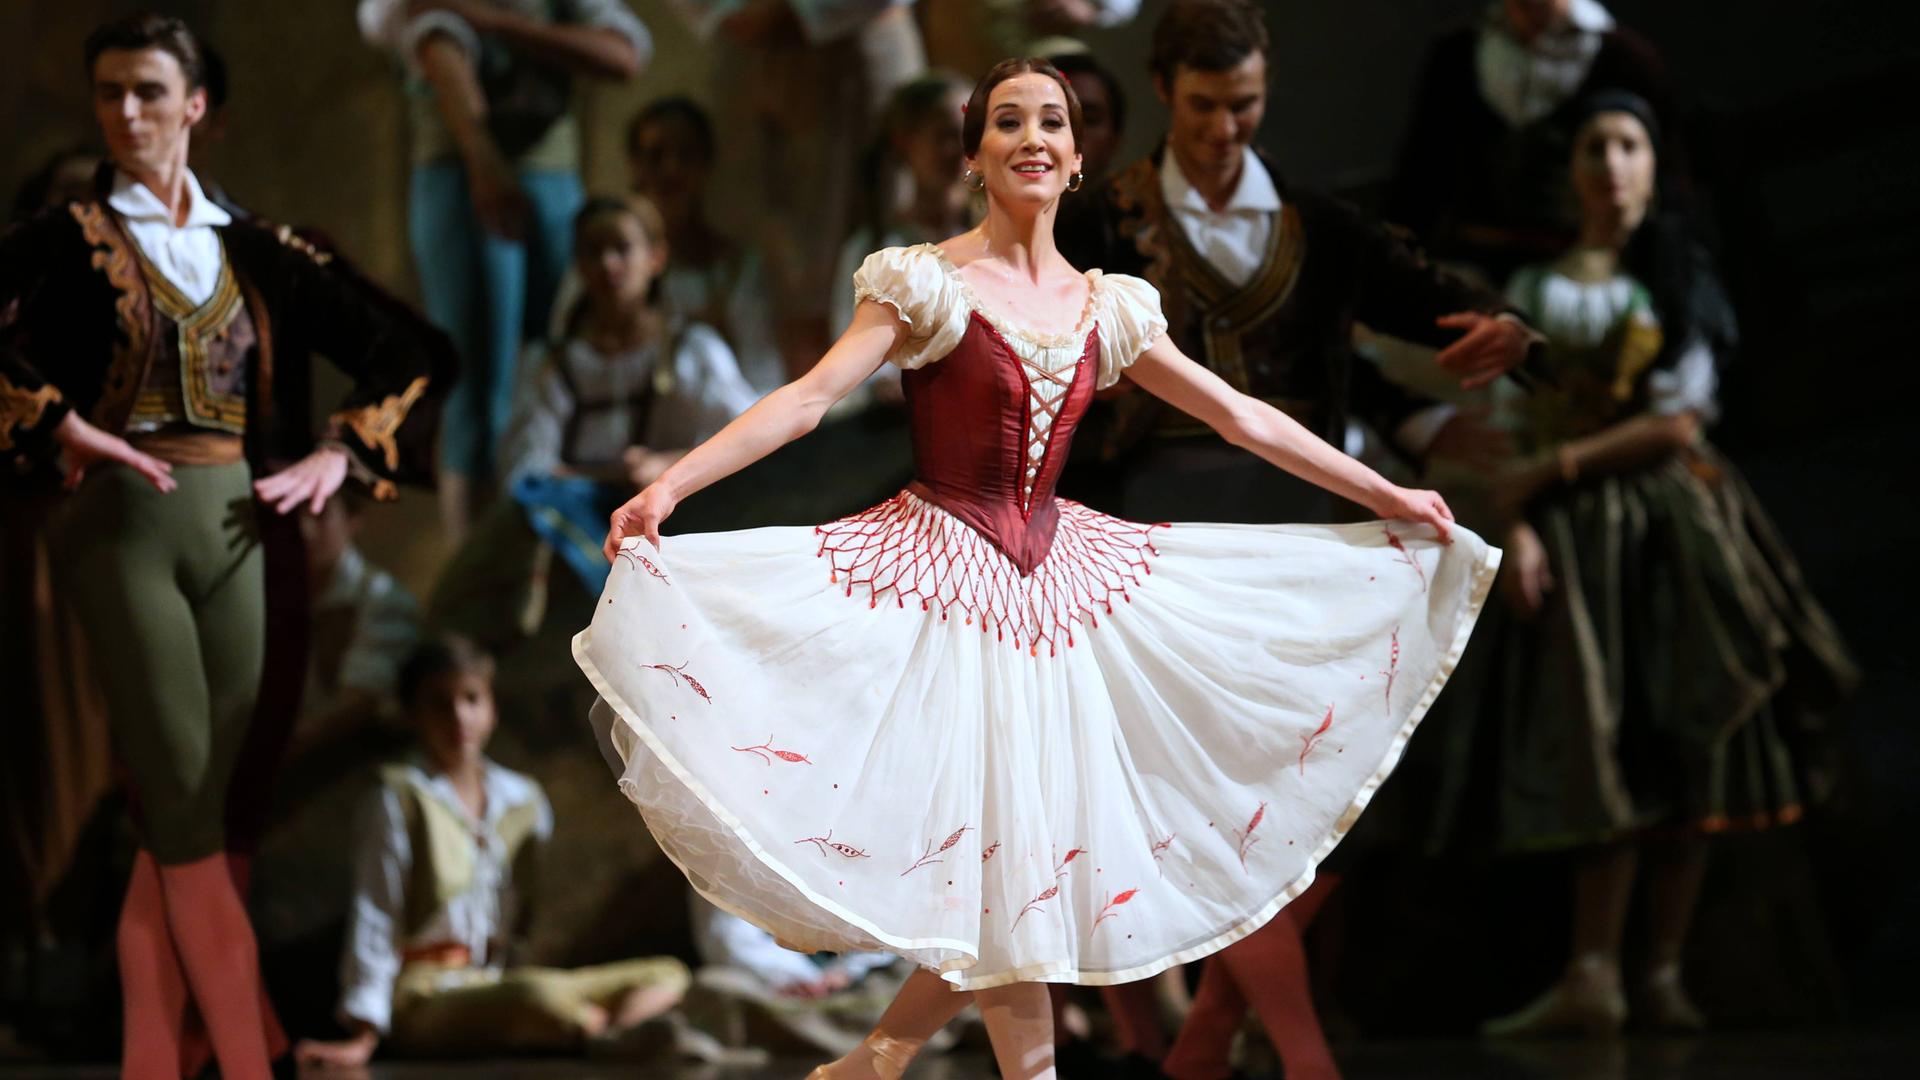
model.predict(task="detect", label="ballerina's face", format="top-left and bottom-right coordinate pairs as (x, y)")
top-left (969, 73), bottom-right (1083, 208)
top-left (1571, 111), bottom-right (1657, 236)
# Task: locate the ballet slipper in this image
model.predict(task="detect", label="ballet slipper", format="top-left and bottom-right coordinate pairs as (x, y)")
top-left (809, 1032), bottom-right (924, 1080)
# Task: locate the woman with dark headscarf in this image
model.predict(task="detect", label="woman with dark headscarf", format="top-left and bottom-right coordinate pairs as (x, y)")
top-left (1459, 91), bottom-right (1856, 1037)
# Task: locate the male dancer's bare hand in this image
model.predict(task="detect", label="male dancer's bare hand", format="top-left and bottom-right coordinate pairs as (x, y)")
top-left (52, 412), bottom-right (176, 493)
top-left (605, 482), bottom-right (678, 560)
top-left (1433, 312), bottom-right (1541, 390)
top-left (254, 445), bottom-right (349, 515)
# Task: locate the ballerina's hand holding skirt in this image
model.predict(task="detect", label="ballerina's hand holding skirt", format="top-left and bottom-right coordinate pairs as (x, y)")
top-left (575, 244), bottom-right (1500, 990)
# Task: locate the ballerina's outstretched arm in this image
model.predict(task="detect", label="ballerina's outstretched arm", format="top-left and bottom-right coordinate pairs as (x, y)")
top-left (602, 299), bottom-right (906, 557)
top-left (1123, 334), bottom-right (1457, 542)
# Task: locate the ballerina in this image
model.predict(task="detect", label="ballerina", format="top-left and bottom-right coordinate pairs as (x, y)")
top-left (578, 59), bottom-right (1503, 1079)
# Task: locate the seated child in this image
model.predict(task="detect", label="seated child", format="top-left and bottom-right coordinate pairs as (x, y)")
top-left (293, 636), bottom-right (689, 1066)
top-left (430, 195), bottom-right (757, 644)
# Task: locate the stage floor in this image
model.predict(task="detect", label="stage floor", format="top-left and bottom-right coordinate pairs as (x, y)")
top-left (0, 1029), bottom-right (1914, 1079)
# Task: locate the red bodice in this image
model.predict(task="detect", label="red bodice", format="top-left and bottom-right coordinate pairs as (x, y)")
top-left (901, 313), bottom-right (1100, 575)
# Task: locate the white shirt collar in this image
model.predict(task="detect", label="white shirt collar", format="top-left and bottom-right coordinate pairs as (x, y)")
top-left (107, 168), bottom-right (233, 230)
top-left (408, 753), bottom-right (524, 829)
top-left (1161, 144), bottom-right (1282, 217)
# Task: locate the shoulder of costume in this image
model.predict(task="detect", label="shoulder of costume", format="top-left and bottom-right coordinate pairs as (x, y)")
top-left (1278, 182), bottom-right (1346, 226)
top-left (1250, 147), bottom-right (1294, 198)
top-left (376, 759), bottom-right (428, 791)
top-left (10, 201), bottom-right (92, 243)
top-left (486, 760), bottom-right (547, 804)
top-left (1109, 149), bottom-right (1161, 207)
top-left (222, 215), bottom-right (340, 270)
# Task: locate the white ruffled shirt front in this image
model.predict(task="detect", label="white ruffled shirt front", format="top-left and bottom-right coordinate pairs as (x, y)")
top-left (106, 169), bottom-right (232, 306)
top-left (1158, 146), bottom-right (1282, 290)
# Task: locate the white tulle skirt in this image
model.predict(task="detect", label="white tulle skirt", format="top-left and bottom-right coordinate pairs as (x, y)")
top-left (575, 492), bottom-right (1497, 990)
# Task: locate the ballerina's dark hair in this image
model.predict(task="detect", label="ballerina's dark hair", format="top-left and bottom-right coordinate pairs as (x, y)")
top-left (961, 58), bottom-right (1083, 158)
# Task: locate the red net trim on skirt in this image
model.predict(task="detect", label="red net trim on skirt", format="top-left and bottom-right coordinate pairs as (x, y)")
top-left (814, 492), bottom-right (1164, 657)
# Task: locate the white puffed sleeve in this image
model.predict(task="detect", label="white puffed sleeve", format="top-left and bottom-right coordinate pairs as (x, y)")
top-left (850, 244), bottom-right (970, 371)
top-left (1092, 272), bottom-right (1170, 388)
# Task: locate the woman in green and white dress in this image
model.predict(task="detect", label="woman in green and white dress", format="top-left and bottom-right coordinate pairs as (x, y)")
top-left (1461, 91), bottom-right (1857, 1037)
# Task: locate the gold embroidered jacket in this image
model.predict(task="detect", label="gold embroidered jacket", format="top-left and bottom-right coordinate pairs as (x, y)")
top-left (0, 176), bottom-right (454, 496)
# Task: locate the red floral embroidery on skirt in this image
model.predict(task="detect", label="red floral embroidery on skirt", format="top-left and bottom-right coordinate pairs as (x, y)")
top-left (902, 824), bottom-right (973, 876)
top-left (1233, 803), bottom-right (1267, 871)
top-left (1298, 704), bottom-right (1334, 776)
top-left (1383, 526), bottom-right (1429, 593)
top-left (1092, 888), bottom-right (1140, 934)
top-left (795, 831), bottom-right (870, 859)
top-left (642, 661), bottom-right (713, 704)
top-left (1380, 627), bottom-right (1400, 707)
top-left (731, 737), bottom-right (812, 765)
top-left (815, 492), bottom-right (1162, 657)
top-left (615, 548), bottom-right (671, 585)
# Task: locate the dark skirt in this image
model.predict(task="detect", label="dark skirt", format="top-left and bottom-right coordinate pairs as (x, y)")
top-left (1436, 443), bottom-right (1856, 852)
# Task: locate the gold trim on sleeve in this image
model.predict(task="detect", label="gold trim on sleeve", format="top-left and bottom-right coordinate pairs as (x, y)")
top-left (330, 375), bottom-right (429, 473)
top-left (0, 375), bottom-right (62, 451)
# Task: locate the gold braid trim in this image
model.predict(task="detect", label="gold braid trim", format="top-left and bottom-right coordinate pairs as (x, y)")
top-left (273, 224), bottom-right (333, 266)
top-left (1110, 158), bottom-right (1180, 312)
top-left (70, 202), bottom-right (151, 426)
top-left (0, 374), bottom-right (62, 451)
top-left (329, 375), bottom-right (429, 473)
